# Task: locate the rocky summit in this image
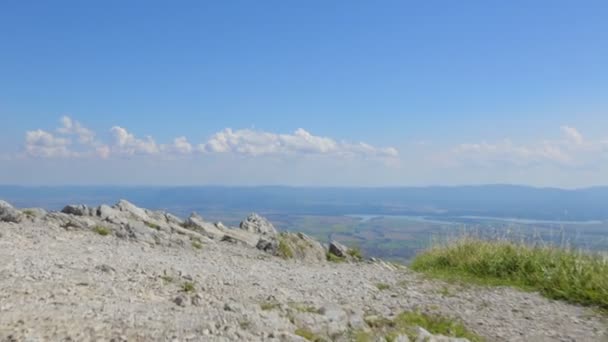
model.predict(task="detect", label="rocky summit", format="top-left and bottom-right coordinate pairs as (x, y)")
top-left (0, 200), bottom-right (606, 341)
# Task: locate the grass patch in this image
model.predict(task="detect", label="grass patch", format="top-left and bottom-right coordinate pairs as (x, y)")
top-left (160, 275), bottom-right (174, 283)
top-left (260, 301), bottom-right (280, 311)
top-left (289, 302), bottom-right (319, 313)
top-left (361, 311), bottom-right (481, 341)
top-left (411, 238), bottom-right (608, 310)
top-left (181, 281), bottom-right (196, 293)
top-left (294, 328), bottom-right (323, 341)
top-left (191, 241), bottom-right (203, 249)
top-left (93, 226), bottom-right (111, 236)
top-left (21, 209), bottom-right (36, 217)
top-left (277, 236), bottom-right (294, 259)
top-left (144, 221), bottom-right (161, 230)
top-left (393, 311), bottom-right (482, 341)
top-left (347, 246), bottom-right (364, 261)
top-left (326, 251), bottom-right (346, 263)
top-left (376, 283), bottom-right (391, 290)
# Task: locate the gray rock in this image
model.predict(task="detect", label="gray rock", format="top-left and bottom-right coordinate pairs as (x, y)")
top-left (328, 240), bottom-right (349, 258)
top-left (393, 335), bottom-right (410, 342)
top-left (256, 236), bottom-right (278, 253)
top-left (239, 213), bottom-right (277, 237)
top-left (173, 295), bottom-right (188, 307)
top-left (415, 327), bottom-right (469, 342)
top-left (183, 213), bottom-right (225, 240)
top-left (96, 204), bottom-right (119, 220)
top-left (61, 204), bottom-right (92, 216)
top-left (0, 200), bottom-right (23, 223)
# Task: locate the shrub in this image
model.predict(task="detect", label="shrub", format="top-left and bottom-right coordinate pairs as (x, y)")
top-left (411, 238), bottom-right (608, 310)
top-left (191, 241), bottom-right (203, 249)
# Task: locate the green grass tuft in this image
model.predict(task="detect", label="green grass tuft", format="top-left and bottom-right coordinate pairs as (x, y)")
top-left (260, 301), bottom-right (280, 311)
top-left (181, 281), bottom-right (196, 292)
top-left (347, 246), bottom-right (364, 261)
top-left (191, 241), bottom-right (203, 249)
top-left (412, 238), bottom-right (608, 310)
top-left (160, 275), bottom-right (174, 283)
top-left (144, 221), bottom-right (161, 230)
top-left (93, 226), bottom-right (111, 236)
top-left (277, 236), bottom-right (294, 259)
top-left (326, 251), bottom-right (346, 263)
top-left (22, 209), bottom-right (36, 217)
top-left (376, 283), bottom-right (391, 290)
top-left (393, 311), bottom-right (482, 341)
top-left (294, 328), bottom-right (323, 341)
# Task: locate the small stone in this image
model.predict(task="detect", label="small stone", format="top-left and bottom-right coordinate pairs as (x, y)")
top-left (173, 295), bottom-right (188, 307)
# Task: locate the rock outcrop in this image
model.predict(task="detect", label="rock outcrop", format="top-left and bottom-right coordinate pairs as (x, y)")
top-left (0, 200), bottom-right (23, 223)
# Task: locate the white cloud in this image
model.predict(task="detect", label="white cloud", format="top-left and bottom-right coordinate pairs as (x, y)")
top-left (199, 128), bottom-right (398, 158)
top-left (110, 126), bottom-right (160, 155)
top-left (25, 129), bottom-right (73, 158)
top-left (560, 125), bottom-right (583, 145)
top-left (57, 116), bottom-right (96, 145)
top-left (162, 136), bottom-right (193, 154)
top-left (22, 117), bottom-right (398, 161)
top-left (447, 126), bottom-right (608, 167)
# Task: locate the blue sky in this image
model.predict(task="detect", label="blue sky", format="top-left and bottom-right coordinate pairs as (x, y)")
top-left (1, 1), bottom-right (607, 187)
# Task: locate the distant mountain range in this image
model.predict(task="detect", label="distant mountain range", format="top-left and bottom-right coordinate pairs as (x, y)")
top-left (1, 185), bottom-right (608, 221)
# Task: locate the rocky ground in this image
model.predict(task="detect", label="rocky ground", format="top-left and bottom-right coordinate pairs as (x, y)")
top-left (0, 200), bottom-right (606, 341)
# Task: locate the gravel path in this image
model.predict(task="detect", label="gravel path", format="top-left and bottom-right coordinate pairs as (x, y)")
top-left (1, 220), bottom-right (607, 342)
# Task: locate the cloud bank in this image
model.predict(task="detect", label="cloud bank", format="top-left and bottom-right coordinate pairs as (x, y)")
top-left (447, 126), bottom-right (608, 167)
top-left (22, 117), bottom-right (399, 161)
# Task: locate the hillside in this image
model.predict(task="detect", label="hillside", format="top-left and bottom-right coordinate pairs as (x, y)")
top-left (0, 200), bottom-right (606, 341)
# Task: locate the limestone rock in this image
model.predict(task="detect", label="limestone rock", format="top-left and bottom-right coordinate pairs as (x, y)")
top-left (239, 213), bottom-right (277, 237)
top-left (0, 200), bottom-right (23, 223)
top-left (328, 240), bottom-right (349, 258)
top-left (184, 213), bottom-right (225, 240)
top-left (61, 204), bottom-right (93, 216)
top-left (415, 327), bottom-right (469, 342)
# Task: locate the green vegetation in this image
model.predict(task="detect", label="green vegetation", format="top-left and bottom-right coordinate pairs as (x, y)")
top-left (412, 238), bottom-right (608, 310)
top-left (326, 251), bottom-right (345, 263)
top-left (191, 241), bottom-right (203, 249)
top-left (160, 275), bottom-right (174, 283)
top-left (294, 328), bottom-right (323, 341)
top-left (144, 221), bottom-right (161, 230)
top-left (181, 281), bottom-right (196, 293)
top-left (277, 236), bottom-right (294, 259)
top-left (347, 246), bottom-right (364, 260)
top-left (288, 302), bottom-right (318, 313)
top-left (362, 311), bottom-right (482, 341)
top-left (21, 209), bottom-right (36, 217)
top-left (93, 226), bottom-right (111, 236)
top-left (260, 301), bottom-right (280, 311)
top-left (393, 311), bottom-right (482, 341)
top-left (376, 283), bottom-right (390, 290)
